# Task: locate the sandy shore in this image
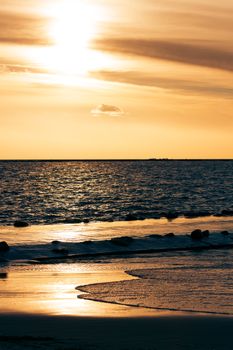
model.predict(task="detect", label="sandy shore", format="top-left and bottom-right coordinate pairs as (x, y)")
top-left (1, 227), bottom-right (233, 350)
top-left (0, 313), bottom-right (232, 350)
top-left (0, 268), bottom-right (232, 349)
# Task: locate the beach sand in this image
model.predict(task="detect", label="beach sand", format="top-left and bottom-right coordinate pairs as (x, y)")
top-left (0, 267), bottom-right (233, 350)
top-left (1, 218), bottom-right (233, 349)
top-left (0, 313), bottom-right (232, 350)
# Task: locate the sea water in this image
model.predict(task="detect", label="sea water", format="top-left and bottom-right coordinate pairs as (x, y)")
top-left (0, 160), bottom-right (233, 315)
top-left (1, 160), bottom-right (233, 225)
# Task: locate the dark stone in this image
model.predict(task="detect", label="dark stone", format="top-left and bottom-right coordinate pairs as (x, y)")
top-left (83, 219), bottom-right (90, 224)
top-left (0, 241), bottom-right (10, 252)
top-left (82, 240), bottom-right (93, 245)
top-left (14, 221), bottom-right (29, 228)
top-left (191, 229), bottom-right (204, 240)
top-left (221, 231), bottom-right (229, 236)
top-left (62, 219), bottom-right (82, 224)
top-left (51, 240), bottom-right (61, 245)
top-left (202, 230), bottom-right (210, 237)
top-left (164, 232), bottom-right (175, 238)
top-left (164, 212), bottom-right (178, 220)
top-left (148, 234), bottom-right (163, 239)
top-left (111, 236), bottom-right (134, 247)
top-left (0, 272), bottom-right (8, 279)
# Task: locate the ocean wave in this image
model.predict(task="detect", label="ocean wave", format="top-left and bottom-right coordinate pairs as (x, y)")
top-left (78, 263), bottom-right (233, 315)
top-left (78, 266), bottom-right (233, 315)
top-left (1, 231), bottom-right (233, 266)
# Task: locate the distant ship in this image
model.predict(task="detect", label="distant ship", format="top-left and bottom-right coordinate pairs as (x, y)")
top-left (148, 158), bottom-right (169, 161)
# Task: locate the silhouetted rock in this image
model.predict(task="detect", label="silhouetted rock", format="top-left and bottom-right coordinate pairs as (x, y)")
top-left (221, 231), bottom-right (229, 236)
top-left (164, 232), bottom-right (175, 238)
top-left (14, 221), bottom-right (29, 228)
top-left (164, 212), bottom-right (178, 220)
top-left (0, 272), bottom-right (8, 279)
top-left (82, 240), bottom-right (93, 245)
top-left (202, 230), bottom-right (210, 237)
top-left (125, 214), bottom-right (137, 221)
top-left (51, 240), bottom-right (61, 245)
top-left (83, 219), bottom-right (90, 224)
top-left (0, 241), bottom-right (10, 252)
top-left (148, 234), bottom-right (163, 239)
top-left (191, 229), bottom-right (203, 240)
top-left (111, 236), bottom-right (134, 247)
top-left (61, 218), bottom-right (82, 224)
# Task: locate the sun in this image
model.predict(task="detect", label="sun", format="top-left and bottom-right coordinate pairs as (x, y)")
top-left (28, 0), bottom-right (118, 84)
top-left (49, 0), bottom-right (99, 75)
top-left (35, 0), bottom-right (108, 77)
top-left (49, 1), bottom-right (95, 52)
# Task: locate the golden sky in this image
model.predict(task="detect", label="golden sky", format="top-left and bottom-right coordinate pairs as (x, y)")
top-left (0, 0), bottom-right (232, 159)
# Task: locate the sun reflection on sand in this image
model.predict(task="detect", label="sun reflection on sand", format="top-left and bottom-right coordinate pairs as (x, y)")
top-left (0, 268), bottom-right (157, 317)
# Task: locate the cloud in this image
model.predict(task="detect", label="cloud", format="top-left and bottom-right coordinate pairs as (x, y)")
top-left (92, 38), bottom-right (233, 72)
top-left (0, 10), bottom-right (50, 46)
top-left (91, 104), bottom-right (124, 117)
top-left (0, 63), bottom-right (47, 74)
top-left (90, 70), bottom-right (233, 98)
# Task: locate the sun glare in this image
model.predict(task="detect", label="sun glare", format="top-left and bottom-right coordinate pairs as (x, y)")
top-left (50, 1), bottom-right (96, 50)
top-left (33, 0), bottom-right (112, 78)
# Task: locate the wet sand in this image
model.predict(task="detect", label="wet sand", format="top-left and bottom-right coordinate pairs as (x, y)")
top-left (0, 313), bottom-right (232, 350)
top-left (1, 219), bottom-right (233, 349)
top-left (0, 267), bottom-right (165, 317)
top-left (0, 267), bottom-right (233, 349)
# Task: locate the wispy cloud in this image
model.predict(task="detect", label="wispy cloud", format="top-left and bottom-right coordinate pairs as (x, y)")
top-left (0, 10), bottom-right (50, 46)
top-left (91, 70), bottom-right (233, 98)
top-left (91, 104), bottom-right (124, 117)
top-left (93, 38), bottom-right (233, 72)
top-left (0, 63), bottom-right (47, 74)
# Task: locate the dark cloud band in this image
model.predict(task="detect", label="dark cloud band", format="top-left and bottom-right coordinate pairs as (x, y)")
top-left (93, 38), bottom-right (233, 72)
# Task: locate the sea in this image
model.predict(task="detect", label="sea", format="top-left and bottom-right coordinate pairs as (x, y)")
top-left (0, 160), bottom-right (233, 316)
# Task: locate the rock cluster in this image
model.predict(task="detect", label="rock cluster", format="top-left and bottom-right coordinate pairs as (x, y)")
top-left (191, 229), bottom-right (209, 240)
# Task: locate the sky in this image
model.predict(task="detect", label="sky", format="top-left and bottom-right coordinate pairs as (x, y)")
top-left (0, 0), bottom-right (232, 159)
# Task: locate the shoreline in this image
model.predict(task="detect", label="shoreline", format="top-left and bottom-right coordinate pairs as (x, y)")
top-left (1, 213), bottom-right (233, 228)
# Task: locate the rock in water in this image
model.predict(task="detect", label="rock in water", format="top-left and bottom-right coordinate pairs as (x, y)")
top-left (202, 230), bottom-right (210, 237)
top-left (51, 240), bottom-right (61, 245)
top-left (221, 231), bottom-right (229, 236)
top-left (111, 236), bottom-right (134, 247)
top-left (191, 229), bottom-right (203, 240)
top-left (14, 221), bottom-right (29, 228)
top-left (0, 241), bottom-right (10, 252)
top-left (125, 213), bottom-right (138, 221)
top-left (164, 232), bottom-right (175, 238)
top-left (164, 212), bottom-right (178, 220)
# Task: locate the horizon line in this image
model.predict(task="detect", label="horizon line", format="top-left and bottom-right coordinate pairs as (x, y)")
top-left (0, 158), bottom-right (233, 162)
